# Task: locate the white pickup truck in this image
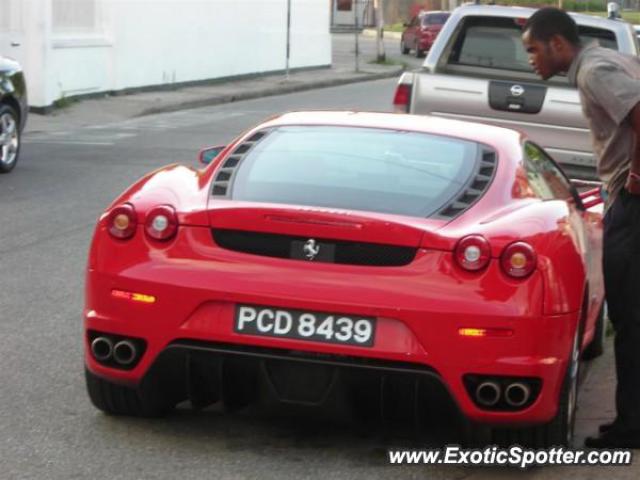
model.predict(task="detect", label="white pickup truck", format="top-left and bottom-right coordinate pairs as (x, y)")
top-left (394, 5), bottom-right (639, 178)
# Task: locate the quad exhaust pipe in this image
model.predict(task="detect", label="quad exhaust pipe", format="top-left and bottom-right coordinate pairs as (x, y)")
top-left (91, 336), bottom-right (138, 366)
top-left (113, 340), bottom-right (137, 366)
top-left (504, 382), bottom-right (531, 408)
top-left (471, 378), bottom-right (533, 409)
top-left (475, 381), bottom-right (501, 407)
top-left (91, 337), bottom-right (113, 362)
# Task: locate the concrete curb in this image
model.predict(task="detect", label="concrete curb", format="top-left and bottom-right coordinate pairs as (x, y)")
top-left (362, 29), bottom-right (402, 40)
top-left (138, 67), bottom-right (404, 117)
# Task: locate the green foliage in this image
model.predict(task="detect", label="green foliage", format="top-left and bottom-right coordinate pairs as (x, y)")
top-left (488, 0), bottom-right (608, 11)
top-left (383, 3), bottom-right (640, 27)
top-left (385, 22), bottom-right (406, 32)
top-left (587, 10), bottom-right (640, 23)
top-left (52, 94), bottom-right (76, 110)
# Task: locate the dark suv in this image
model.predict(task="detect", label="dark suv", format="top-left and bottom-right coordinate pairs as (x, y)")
top-left (0, 56), bottom-right (28, 173)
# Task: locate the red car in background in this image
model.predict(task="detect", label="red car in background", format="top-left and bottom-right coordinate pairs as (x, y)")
top-left (84, 111), bottom-right (605, 447)
top-left (401, 11), bottom-right (450, 57)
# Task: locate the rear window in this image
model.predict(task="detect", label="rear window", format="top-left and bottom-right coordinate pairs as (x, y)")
top-left (579, 25), bottom-right (618, 50)
top-left (422, 13), bottom-right (449, 26)
top-left (229, 126), bottom-right (482, 218)
top-left (448, 16), bottom-right (618, 73)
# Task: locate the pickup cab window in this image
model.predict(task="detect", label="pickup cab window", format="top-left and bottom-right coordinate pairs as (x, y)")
top-left (448, 16), bottom-right (618, 73)
top-left (423, 13), bottom-right (449, 26)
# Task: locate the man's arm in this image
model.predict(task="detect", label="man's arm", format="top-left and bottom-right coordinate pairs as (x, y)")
top-left (626, 102), bottom-right (640, 195)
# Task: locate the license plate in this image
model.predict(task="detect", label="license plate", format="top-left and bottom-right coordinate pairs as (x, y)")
top-left (234, 305), bottom-right (376, 347)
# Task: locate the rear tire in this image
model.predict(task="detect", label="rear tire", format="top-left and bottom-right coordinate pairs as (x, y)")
top-left (401, 39), bottom-right (410, 55)
top-left (582, 302), bottom-right (606, 360)
top-left (0, 104), bottom-right (21, 174)
top-left (85, 368), bottom-right (175, 417)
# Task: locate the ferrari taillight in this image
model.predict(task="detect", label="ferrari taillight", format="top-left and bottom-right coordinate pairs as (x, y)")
top-left (455, 235), bottom-right (491, 272)
top-left (108, 204), bottom-right (137, 240)
top-left (501, 242), bottom-right (536, 278)
top-left (145, 205), bottom-right (178, 241)
top-left (393, 84), bottom-right (412, 113)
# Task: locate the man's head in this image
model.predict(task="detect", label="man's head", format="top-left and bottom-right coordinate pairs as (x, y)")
top-left (522, 8), bottom-right (581, 80)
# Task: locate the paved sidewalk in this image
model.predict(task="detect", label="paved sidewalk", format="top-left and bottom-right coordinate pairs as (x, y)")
top-left (574, 337), bottom-right (617, 446)
top-left (26, 33), bottom-right (418, 134)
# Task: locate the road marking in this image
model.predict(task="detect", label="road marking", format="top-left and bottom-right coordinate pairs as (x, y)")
top-left (26, 140), bottom-right (114, 146)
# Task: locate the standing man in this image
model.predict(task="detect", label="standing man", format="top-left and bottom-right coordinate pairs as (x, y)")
top-left (522, 7), bottom-right (640, 448)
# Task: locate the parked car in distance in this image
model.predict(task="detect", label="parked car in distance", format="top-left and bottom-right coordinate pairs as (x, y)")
top-left (84, 110), bottom-right (605, 447)
top-left (401, 11), bottom-right (450, 57)
top-left (394, 5), bottom-right (638, 179)
top-left (0, 55), bottom-right (28, 173)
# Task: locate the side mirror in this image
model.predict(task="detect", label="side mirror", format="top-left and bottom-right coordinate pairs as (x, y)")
top-left (198, 145), bottom-right (226, 165)
top-left (571, 179), bottom-right (604, 209)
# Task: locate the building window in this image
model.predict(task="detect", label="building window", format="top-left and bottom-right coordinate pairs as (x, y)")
top-left (52, 0), bottom-right (97, 33)
top-left (337, 0), bottom-right (352, 11)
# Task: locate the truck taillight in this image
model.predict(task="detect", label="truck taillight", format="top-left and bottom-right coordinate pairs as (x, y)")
top-left (393, 84), bottom-right (412, 113)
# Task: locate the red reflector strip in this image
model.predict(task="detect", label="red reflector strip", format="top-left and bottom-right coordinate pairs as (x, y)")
top-left (459, 328), bottom-right (514, 338)
top-left (111, 289), bottom-right (156, 304)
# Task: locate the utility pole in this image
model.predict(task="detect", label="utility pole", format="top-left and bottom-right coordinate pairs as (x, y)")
top-left (285, 0), bottom-right (292, 80)
top-left (375, 0), bottom-right (386, 63)
top-left (354, 0), bottom-right (360, 72)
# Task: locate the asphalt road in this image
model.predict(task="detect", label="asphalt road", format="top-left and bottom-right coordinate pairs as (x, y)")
top-left (0, 79), bottom-right (631, 479)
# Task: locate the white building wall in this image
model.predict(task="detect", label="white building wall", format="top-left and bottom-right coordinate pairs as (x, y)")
top-left (8, 0), bottom-right (331, 108)
top-left (332, 0), bottom-right (371, 27)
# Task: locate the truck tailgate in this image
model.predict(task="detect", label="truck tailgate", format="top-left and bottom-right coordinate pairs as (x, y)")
top-left (411, 73), bottom-right (593, 173)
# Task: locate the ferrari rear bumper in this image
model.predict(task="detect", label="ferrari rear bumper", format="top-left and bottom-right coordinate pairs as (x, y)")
top-left (85, 268), bottom-right (578, 427)
top-left (85, 225), bottom-right (582, 426)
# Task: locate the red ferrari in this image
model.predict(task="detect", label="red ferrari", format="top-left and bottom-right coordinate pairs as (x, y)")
top-left (84, 112), bottom-right (605, 447)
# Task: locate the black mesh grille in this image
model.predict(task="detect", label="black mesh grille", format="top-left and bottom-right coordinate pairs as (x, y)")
top-left (216, 171), bottom-right (232, 182)
top-left (212, 229), bottom-right (417, 267)
top-left (212, 130), bottom-right (271, 198)
top-left (436, 149), bottom-right (497, 219)
top-left (222, 156), bottom-right (240, 169)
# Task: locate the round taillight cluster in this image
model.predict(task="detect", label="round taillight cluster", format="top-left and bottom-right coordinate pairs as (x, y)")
top-left (500, 242), bottom-right (537, 279)
top-left (455, 235), bottom-right (537, 279)
top-left (107, 204), bottom-right (137, 240)
top-left (144, 205), bottom-right (178, 241)
top-left (455, 235), bottom-right (491, 272)
top-left (107, 204), bottom-right (178, 242)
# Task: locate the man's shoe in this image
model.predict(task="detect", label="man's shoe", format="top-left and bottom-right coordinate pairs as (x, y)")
top-left (585, 429), bottom-right (640, 449)
top-left (599, 420), bottom-right (619, 434)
